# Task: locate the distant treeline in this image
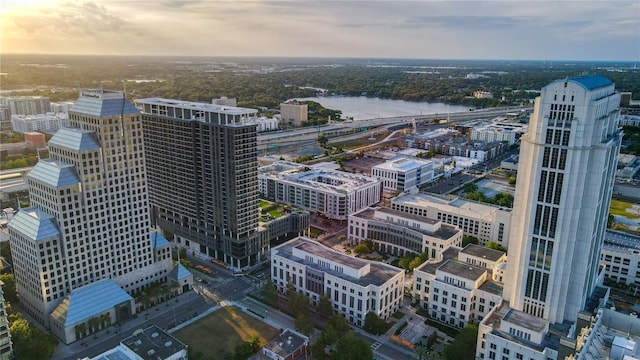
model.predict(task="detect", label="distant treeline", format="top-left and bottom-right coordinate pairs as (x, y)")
top-left (2, 55), bottom-right (639, 112)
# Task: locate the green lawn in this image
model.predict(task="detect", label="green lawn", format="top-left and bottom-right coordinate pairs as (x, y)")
top-left (610, 199), bottom-right (640, 219)
top-left (172, 306), bottom-right (279, 358)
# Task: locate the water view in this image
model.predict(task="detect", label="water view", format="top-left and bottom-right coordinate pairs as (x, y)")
top-left (295, 96), bottom-right (472, 121)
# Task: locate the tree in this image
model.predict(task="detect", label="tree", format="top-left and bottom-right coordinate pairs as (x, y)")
top-left (462, 235), bottom-right (479, 247)
top-left (462, 182), bottom-right (478, 194)
top-left (487, 241), bottom-right (507, 252)
top-left (508, 176), bottom-right (517, 185)
top-left (0, 274), bottom-right (18, 304)
top-left (318, 134), bottom-right (329, 148)
top-left (442, 324), bottom-right (478, 360)
top-left (260, 281), bottom-right (278, 306)
top-left (0, 241), bottom-right (13, 266)
top-left (334, 331), bottom-right (373, 360)
top-left (363, 312), bottom-right (387, 335)
top-left (317, 292), bottom-right (333, 318)
top-left (294, 313), bottom-right (314, 336)
top-left (10, 313), bottom-right (58, 360)
top-left (353, 243), bottom-right (371, 256)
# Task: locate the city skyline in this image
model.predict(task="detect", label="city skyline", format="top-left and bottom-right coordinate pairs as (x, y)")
top-left (1, 1), bottom-right (638, 61)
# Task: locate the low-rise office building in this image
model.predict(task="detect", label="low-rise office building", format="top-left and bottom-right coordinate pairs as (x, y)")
top-left (348, 206), bottom-right (462, 259)
top-left (391, 192), bottom-right (512, 247)
top-left (259, 161), bottom-right (382, 220)
top-left (371, 156), bottom-right (437, 193)
top-left (271, 237), bottom-right (404, 326)
top-left (600, 230), bottom-right (640, 286)
top-left (84, 325), bottom-right (187, 360)
top-left (262, 329), bottom-right (309, 360)
top-left (413, 245), bottom-right (505, 329)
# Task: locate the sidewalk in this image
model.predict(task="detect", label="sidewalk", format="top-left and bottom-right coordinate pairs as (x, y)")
top-left (51, 290), bottom-right (211, 360)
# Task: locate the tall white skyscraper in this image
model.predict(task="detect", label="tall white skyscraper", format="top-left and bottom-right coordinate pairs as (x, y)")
top-left (477, 76), bottom-right (622, 360)
top-left (8, 90), bottom-right (177, 343)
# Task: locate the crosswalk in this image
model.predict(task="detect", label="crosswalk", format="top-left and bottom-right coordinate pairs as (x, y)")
top-left (371, 341), bottom-right (382, 350)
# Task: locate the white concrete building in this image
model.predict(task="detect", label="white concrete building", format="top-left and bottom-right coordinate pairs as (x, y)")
top-left (469, 124), bottom-right (518, 145)
top-left (391, 192), bottom-right (511, 247)
top-left (50, 101), bottom-right (75, 113)
top-left (477, 76), bottom-right (622, 360)
top-left (620, 114), bottom-right (640, 127)
top-left (348, 206), bottom-right (463, 259)
top-left (413, 245), bottom-right (506, 329)
top-left (10, 112), bottom-right (69, 134)
top-left (600, 230), bottom-right (640, 286)
top-left (7, 90), bottom-right (188, 344)
top-left (211, 96), bottom-right (237, 107)
top-left (474, 91), bottom-right (494, 99)
top-left (271, 237), bottom-right (404, 326)
top-left (259, 161), bottom-right (382, 220)
top-left (252, 116), bottom-right (280, 132)
top-left (371, 156), bottom-right (437, 193)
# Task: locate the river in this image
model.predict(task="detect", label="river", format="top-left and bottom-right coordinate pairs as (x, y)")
top-left (294, 96), bottom-right (472, 121)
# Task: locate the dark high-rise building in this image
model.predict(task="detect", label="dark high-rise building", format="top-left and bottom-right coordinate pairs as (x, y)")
top-left (136, 98), bottom-right (267, 269)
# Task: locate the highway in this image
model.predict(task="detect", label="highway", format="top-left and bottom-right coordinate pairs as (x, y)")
top-left (257, 106), bottom-right (531, 150)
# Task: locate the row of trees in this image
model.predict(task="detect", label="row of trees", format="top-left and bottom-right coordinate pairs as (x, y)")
top-left (74, 313), bottom-right (112, 340)
top-left (259, 280), bottom-right (375, 359)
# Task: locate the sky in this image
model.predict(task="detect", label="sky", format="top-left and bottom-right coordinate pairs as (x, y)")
top-left (1, 0), bottom-right (639, 61)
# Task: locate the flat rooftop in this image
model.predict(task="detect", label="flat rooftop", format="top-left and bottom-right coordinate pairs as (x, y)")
top-left (438, 259), bottom-right (487, 281)
top-left (461, 244), bottom-right (505, 262)
top-left (415, 247), bottom-right (460, 275)
top-left (275, 237), bottom-right (403, 286)
top-left (352, 207), bottom-right (460, 241)
top-left (373, 156), bottom-right (432, 172)
top-left (393, 192), bottom-right (510, 221)
top-left (503, 308), bottom-right (549, 332)
top-left (121, 325), bottom-right (186, 360)
top-left (483, 302), bottom-right (567, 353)
top-left (264, 329), bottom-right (308, 358)
top-left (294, 240), bottom-right (368, 270)
top-left (135, 98), bottom-right (257, 127)
top-left (260, 162), bottom-right (380, 194)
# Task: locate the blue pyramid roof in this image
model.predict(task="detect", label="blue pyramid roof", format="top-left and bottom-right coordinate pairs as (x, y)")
top-left (48, 127), bottom-right (101, 152)
top-left (50, 279), bottom-right (132, 327)
top-left (28, 159), bottom-right (80, 187)
top-left (70, 90), bottom-right (139, 118)
top-left (151, 231), bottom-right (170, 249)
top-left (8, 208), bottom-right (60, 242)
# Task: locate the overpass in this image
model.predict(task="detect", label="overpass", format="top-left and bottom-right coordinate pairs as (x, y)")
top-left (257, 106), bottom-right (531, 151)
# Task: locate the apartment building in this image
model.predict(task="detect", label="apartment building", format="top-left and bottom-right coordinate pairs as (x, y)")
top-left (137, 98), bottom-right (267, 270)
top-left (259, 161), bottom-right (382, 220)
top-left (280, 100), bottom-right (308, 127)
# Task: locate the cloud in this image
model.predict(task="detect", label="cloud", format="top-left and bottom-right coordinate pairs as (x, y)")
top-left (1, 0), bottom-right (638, 60)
